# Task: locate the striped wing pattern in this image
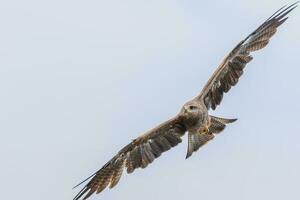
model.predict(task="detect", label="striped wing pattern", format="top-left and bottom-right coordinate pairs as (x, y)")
top-left (197, 3), bottom-right (298, 110)
top-left (73, 117), bottom-right (186, 200)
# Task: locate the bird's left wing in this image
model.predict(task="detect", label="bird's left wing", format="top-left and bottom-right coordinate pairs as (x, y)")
top-left (73, 116), bottom-right (186, 200)
top-left (196, 2), bottom-right (297, 110)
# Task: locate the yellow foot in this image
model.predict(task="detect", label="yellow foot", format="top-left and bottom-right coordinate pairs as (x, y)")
top-left (204, 125), bottom-right (210, 134)
top-left (199, 125), bottom-right (210, 134)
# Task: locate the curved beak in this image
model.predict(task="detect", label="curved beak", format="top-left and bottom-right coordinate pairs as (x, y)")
top-left (183, 106), bottom-right (189, 114)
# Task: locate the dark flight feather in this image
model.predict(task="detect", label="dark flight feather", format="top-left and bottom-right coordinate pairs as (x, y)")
top-left (73, 117), bottom-right (186, 200)
top-left (196, 2), bottom-right (298, 110)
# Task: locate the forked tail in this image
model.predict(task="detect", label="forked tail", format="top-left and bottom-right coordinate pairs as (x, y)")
top-left (186, 116), bottom-right (237, 159)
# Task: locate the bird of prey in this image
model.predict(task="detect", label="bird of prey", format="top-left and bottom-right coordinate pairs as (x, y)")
top-left (73, 3), bottom-right (297, 200)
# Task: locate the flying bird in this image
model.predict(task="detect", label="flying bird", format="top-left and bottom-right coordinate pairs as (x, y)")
top-left (73, 3), bottom-right (297, 200)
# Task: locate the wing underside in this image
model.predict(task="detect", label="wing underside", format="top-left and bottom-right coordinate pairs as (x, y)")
top-left (196, 2), bottom-right (298, 110)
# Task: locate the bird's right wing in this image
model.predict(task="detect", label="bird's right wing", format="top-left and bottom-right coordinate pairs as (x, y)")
top-left (73, 116), bottom-right (186, 200)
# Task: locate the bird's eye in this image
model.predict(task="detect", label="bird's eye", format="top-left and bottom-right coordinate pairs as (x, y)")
top-left (189, 105), bottom-right (196, 110)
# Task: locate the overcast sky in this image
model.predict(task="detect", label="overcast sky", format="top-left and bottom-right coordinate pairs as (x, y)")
top-left (1, 1), bottom-right (300, 200)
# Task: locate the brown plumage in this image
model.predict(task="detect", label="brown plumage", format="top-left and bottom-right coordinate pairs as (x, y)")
top-left (73, 3), bottom-right (297, 200)
top-left (73, 118), bottom-right (186, 200)
top-left (197, 3), bottom-right (298, 110)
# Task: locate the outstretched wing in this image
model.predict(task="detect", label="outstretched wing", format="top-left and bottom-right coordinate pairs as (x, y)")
top-left (73, 116), bottom-right (186, 200)
top-left (196, 2), bottom-right (298, 110)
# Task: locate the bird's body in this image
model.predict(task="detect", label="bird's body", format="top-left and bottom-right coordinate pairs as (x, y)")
top-left (179, 100), bottom-right (212, 158)
top-left (73, 3), bottom-right (297, 200)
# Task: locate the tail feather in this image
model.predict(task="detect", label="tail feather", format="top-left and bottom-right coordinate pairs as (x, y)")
top-left (185, 116), bottom-right (237, 159)
top-left (186, 132), bottom-right (214, 159)
top-left (186, 133), bottom-right (194, 159)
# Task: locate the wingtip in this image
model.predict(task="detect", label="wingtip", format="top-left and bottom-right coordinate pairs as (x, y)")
top-left (266, 2), bottom-right (298, 23)
top-left (293, 1), bottom-right (299, 6)
top-left (72, 170), bottom-right (98, 189)
top-left (230, 118), bottom-right (238, 123)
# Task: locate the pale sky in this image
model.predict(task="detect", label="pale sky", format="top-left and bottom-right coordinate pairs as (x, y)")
top-left (1, 1), bottom-right (300, 200)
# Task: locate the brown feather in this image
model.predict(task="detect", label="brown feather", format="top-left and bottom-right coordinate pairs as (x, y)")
top-left (148, 139), bottom-right (162, 158)
top-left (186, 132), bottom-right (214, 158)
top-left (246, 40), bottom-right (269, 52)
top-left (109, 160), bottom-right (124, 188)
top-left (195, 3), bottom-right (296, 110)
top-left (73, 117), bottom-right (186, 200)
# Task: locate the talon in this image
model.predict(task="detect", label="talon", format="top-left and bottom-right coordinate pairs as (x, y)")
top-left (204, 126), bottom-right (209, 134)
top-left (199, 125), bottom-right (209, 134)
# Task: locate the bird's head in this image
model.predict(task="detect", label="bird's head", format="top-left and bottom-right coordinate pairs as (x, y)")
top-left (180, 101), bottom-right (202, 121)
